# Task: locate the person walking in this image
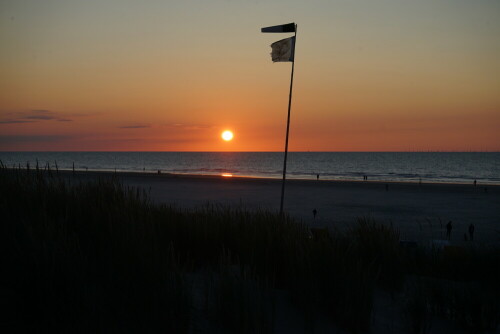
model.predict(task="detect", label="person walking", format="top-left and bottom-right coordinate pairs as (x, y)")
top-left (312, 209), bottom-right (317, 219)
top-left (446, 221), bottom-right (452, 240)
top-left (468, 224), bottom-right (475, 241)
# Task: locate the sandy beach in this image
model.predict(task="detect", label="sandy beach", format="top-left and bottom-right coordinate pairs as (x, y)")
top-left (68, 170), bottom-right (500, 244)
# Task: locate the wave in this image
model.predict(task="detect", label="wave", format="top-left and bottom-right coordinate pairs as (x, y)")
top-left (1, 152), bottom-right (498, 185)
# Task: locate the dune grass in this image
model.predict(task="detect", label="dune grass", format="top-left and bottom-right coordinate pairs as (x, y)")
top-left (0, 166), bottom-right (498, 333)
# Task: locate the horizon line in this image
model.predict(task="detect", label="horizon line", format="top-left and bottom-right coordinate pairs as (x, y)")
top-left (1, 150), bottom-right (499, 153)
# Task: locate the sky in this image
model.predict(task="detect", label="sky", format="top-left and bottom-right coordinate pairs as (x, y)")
top-left (1, 0), bottom-right (499, 151)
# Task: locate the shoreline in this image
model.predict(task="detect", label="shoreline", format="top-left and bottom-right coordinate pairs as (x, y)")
top-left (7, 167), bottom-right (498, 244)
top-left (14, 167), bottom-right (500, 187)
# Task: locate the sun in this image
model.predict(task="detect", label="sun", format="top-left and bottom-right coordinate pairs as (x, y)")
top-left (221, 130), bottom-right (234, 141)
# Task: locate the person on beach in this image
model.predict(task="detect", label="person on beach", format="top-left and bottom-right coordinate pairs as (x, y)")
top-left (474, 179), bottom-right (477, 186)
top-left (316, 174), bottom-right (319, 180)
top-left (313, 209), bottom-right (317, 219)
top-left (446, 221), bottom-right (452, 240)
top-left (468, 224), bottom-right (475, 241)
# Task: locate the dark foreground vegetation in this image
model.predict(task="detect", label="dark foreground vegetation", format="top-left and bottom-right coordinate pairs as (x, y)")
top-left (0, 166), bottom-right (499, 333)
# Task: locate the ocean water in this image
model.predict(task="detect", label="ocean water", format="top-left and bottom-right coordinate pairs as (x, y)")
top-left (0, 152), bottom-right (499, 184)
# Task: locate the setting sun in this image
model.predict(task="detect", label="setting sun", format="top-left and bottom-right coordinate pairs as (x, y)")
top-left (221, 130), bottom-right (234, 141)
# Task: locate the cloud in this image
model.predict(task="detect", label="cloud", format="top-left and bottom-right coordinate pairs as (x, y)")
top-left (25, 115), bottom-right (57, 120)
top-left (24, 110), bottom-right (60, 121)
top-left (0, 109), bottom-right (75, 124)
top-left (163, 123), bottom-right (213, 130)
top-left (117, 123), bottom-right (212, 130)
top-left (0, 120), bottom-right (35, 124)
top-left (30, 109), bottom-right (51, 113)
top-left (118, 125), bottom-right (151, 129)
top-left (21, 110), bottom-right (56, 120)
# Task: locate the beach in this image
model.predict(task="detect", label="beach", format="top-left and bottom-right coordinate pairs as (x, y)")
top-left (70, 170), bottom-right (500, 244)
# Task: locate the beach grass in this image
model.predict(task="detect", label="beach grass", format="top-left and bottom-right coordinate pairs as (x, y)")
top-left (0, 166), bottom-right (498, 333)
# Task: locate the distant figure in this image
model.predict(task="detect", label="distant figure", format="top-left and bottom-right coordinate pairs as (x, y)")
top-left (385, 184), bottom-right (389, 191)
top-left (158, 170), bottom-right (161, 174)
top-left (316, 174), bottom-right (319, 180)
top-left (468, 224), bottom-right (475, 241)
top-left (446, 221), bottom-right (452, 240)
top-left (312, 209), bottom-right (317, 219)
top-left (474, 180), bottom-right (477, 186)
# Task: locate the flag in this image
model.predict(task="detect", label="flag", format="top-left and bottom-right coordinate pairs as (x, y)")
top-left (270, 36), bottom-right (295, 62)
top-left (261, 22), bottom-right (296, 33)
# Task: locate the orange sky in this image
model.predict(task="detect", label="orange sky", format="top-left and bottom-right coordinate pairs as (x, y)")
top-left (1, 0), bottom-right (499, 151)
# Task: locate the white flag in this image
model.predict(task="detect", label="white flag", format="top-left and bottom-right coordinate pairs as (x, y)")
top-left (270, 36), bottom-right (295, 62)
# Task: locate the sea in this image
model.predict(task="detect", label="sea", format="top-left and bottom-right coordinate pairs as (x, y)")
top-left (0, 152), bottom-right (499, 185)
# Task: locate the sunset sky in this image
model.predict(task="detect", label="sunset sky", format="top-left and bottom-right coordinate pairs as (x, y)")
top-left (1, 0), bottom-right (499, 151)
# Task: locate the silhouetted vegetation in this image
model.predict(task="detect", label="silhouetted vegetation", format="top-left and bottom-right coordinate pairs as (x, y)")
top-left (0, 166), bottom-right (498, 333)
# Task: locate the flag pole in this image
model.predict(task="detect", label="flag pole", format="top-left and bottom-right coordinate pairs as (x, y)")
top-left (280, 24), bottom-right (297, 215)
